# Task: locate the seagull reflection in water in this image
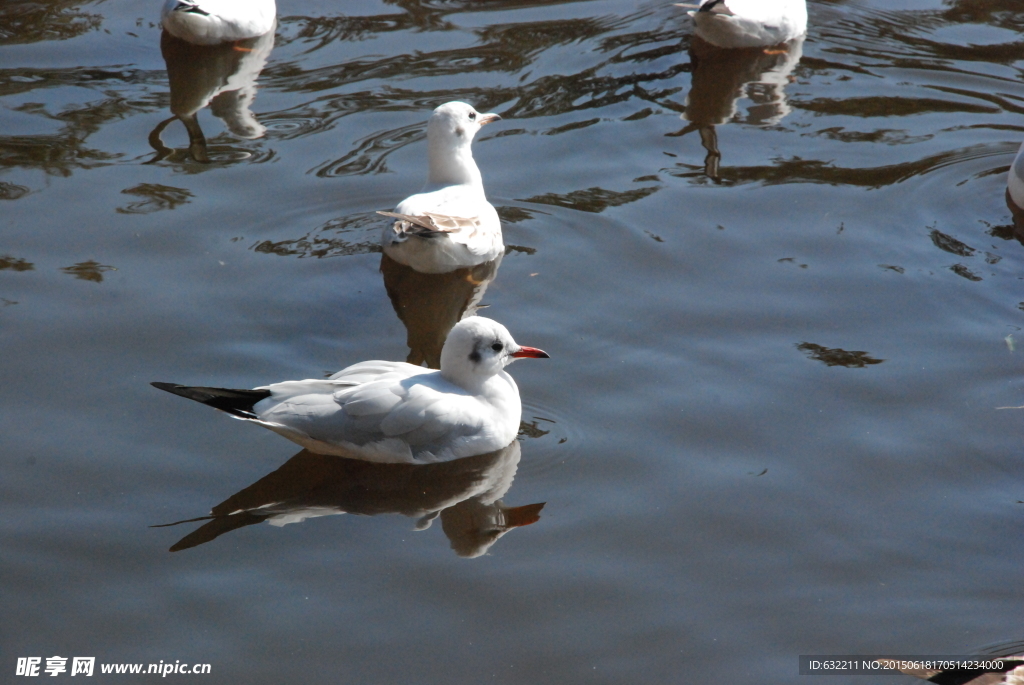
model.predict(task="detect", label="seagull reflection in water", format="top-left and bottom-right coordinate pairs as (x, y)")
top-left (155, 440), bottom-right (544, 558)
top-left (149, 27), bottom-right (275, 164)
top-left (668, 35), bottom-right (804, 180)
top-left (381, 253), bottom-right (503, 370)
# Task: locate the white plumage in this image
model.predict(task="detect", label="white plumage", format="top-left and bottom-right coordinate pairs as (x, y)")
top-left (681, 0), bottom-right (807, 49)
top-left (160, 0), bottom-right (276, 45)
top-left (152, 317), bottom-right (548, 464)
top-left (1008, 141), bottom-right (1024, 210)
top-left (380, 102), bottom-right (504, 274)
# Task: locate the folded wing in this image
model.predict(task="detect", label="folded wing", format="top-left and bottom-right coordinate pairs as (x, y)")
top-left (255, 364), bottom-right (485, 459)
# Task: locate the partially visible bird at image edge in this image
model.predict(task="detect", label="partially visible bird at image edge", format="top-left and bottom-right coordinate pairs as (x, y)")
top-left (160, 0), bottom-right (277, 45)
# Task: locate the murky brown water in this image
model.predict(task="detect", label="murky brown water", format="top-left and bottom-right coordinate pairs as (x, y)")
top-left (4, 0), bottom-right (1024, 682)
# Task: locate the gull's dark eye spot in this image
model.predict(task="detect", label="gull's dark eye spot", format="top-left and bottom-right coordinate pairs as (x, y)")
top-left (491, 342), bottom-right (503, 352)
top-left (469, 111), bottom-right (477, 120)
top-left (469, 350), bottom-right (481, 363)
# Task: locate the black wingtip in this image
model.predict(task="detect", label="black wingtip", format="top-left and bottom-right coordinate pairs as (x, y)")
top-left (150, 382), bottom-right (271, 419)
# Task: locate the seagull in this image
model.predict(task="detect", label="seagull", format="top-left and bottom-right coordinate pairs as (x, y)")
top-left (160, 0), bottom-right (276, 46)
top-left (677, 0), bottom-right (807, 49)
top-left (1008, 141), bottom-right (1024, 210)
top-left (152, 317), bottom-right (549, 464)
top-left (379, 102), bottom-right (504, 274)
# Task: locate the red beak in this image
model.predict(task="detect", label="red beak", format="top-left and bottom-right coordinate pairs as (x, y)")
top-left (511, 346), bottom-right (549, 359)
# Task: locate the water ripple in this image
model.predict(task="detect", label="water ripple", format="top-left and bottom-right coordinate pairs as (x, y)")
top-left (516, 399), bottom-right (586, 478)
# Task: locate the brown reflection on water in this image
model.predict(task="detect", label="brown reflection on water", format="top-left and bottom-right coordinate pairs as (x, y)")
top-left (60, 260), bottom-right (116, 283)
top-left (250, 212), bottom-right (382, 259)
top-left (257, 8), bottom-right (692, 169)
top-left (0, 255), bottom-right (34, 271)
top-left (116, 183), bottom-right (194, 214)
top-left (0, 1), bottom-right (102, 46)
top-left (160, 440), bottom-right (543, 558)
top-left (0, 180), bottom-right (30, 199)
top-left (796, 343), bottom-right (885, 369)
top-left (519, 185), bottom-right (660, 213)
top-left (151, 28), bottom-right (275, 164)
top-left (816, 0), bottom-right (1024, 68)
top-left (0, 103), bottom-right (127, 176)
top-left (667, 35), bottom-right (804, 180)
top-left (381, 253), bottom-right (502, 369)
top-left (661, 144), bottom-right (1018, 188)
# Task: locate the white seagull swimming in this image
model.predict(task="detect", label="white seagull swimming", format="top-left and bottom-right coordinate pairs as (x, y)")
top-left (379, 102), bottom-right (504, 274)
top-left (160, 0), bottom-right (277, 45)
top-left (152, 317), bottom-right (548, 464)
top-left (679, 0), bottom-right (807, 49)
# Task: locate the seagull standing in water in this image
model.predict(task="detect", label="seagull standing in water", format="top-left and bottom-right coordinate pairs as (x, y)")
top-left (160, 0), bottom-right (277, 45)
top-left (380, 102), bottom-right (504, 274)
top-left (679, 0), bottom-right (807, 49)
top-left (152, 317), bottom-right (549, 464)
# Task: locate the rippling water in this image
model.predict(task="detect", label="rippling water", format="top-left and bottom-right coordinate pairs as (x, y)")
top-left (4, 0), bottom-right (1024, 682)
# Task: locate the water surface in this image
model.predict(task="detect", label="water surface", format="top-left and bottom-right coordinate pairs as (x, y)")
top-left (3, 0), bottom-right (1024, 682)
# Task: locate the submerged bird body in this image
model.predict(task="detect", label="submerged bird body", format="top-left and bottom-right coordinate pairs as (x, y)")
top-left (153, 317), bottom-right (548, 464)
top-left (160, 0), bottom-right (276, 45)
top-left (381, 102), bottom-right (504, 274)
top-left (684, 0), bottom-right (807, 49)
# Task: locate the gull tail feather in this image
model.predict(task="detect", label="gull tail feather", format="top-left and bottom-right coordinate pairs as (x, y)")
top-left (378, 210), bottom-right (464, 236)
top-left (151, 382), bottom-right (271, 419)
top-left (169, 513), bottom-right (267, 552)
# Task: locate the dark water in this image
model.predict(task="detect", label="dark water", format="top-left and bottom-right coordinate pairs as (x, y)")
top-left (3, 0), bottom-right (1024, 682)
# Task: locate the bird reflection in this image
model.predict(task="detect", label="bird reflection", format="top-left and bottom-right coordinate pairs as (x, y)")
top-left (380, 252), bottom-right (502, 369)
top-left (148, 27), bottom-right (275, 164)
top-left (156, 440), bottom-right (544, 558)
top-left (668, 35), bottom-right (803, 180)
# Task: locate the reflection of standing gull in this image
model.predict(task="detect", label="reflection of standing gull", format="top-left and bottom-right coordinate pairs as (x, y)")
top-left (380, 102), bottom-right (504, 274)
top-left (150, 28), bottom-right (274, 163)
top-left (159, 441), bottom-right (545, 558)
top-left (679, 0), bottom-right (807, 49)
top-left (151, 317), bottom-right (549, 464)
top-left (160, 0), bottom-right (276, 45)
top-left (668, 35), bottom-right (804, 179)
top-left (381, 252), bottom-right (503, 369)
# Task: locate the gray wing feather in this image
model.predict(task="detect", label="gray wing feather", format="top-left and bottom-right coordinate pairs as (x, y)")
top-left (256, 361), bottom-right (488, 457)
top-left (378, 386), bottom-right (450, 436)
top-left (340, 385), bottom-right (404, 417)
